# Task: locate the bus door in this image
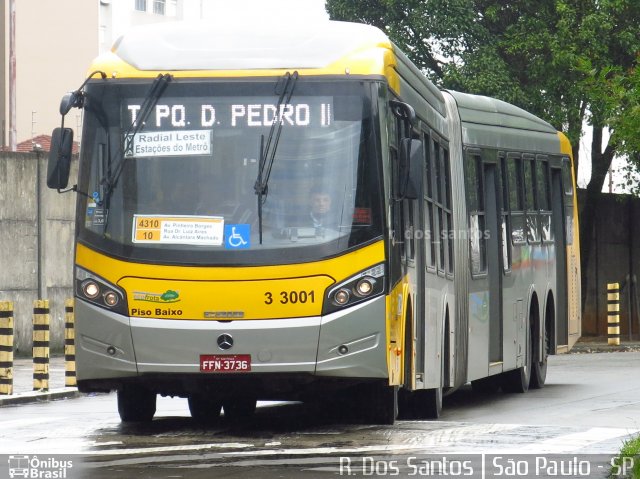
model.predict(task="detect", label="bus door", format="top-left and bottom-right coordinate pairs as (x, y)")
top-left (408, 182), bottom-right (426, 381)
top-left (402, 135), bottom-right (427, 385)
top-left (483, 162), bottom-right (504, 363)
top-left (467, 151), bottom-right (503, 375)
top-left (550, 162), bottom-right (569, 349)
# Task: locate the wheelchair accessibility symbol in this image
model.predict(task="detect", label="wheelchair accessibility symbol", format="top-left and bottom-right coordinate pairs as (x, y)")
top-left (224, 224), bottom-right (250, 249)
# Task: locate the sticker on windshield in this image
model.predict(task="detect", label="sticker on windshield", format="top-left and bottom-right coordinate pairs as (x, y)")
top-left (86, 202), bottom-right (107, 227)
top-left (224, 224), bottom-right (250, 249)
top-left (124, 129), bottom-right (212, 158)
top-left (133, 215), bottom-right (224, 245)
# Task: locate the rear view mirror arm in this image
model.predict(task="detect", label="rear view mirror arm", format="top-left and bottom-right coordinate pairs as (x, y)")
top-left (48, 71), bottom-right (107, 195)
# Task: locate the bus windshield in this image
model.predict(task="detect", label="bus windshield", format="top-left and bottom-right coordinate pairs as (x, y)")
top-left (77, 79), bottom-right (384, 265)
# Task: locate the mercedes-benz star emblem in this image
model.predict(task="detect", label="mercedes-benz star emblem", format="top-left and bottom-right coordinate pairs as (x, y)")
top-left (217, 334), bottom-right (234, 350)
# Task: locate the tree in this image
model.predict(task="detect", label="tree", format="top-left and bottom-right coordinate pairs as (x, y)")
top-left (326, 0), bottom-right (640, 310)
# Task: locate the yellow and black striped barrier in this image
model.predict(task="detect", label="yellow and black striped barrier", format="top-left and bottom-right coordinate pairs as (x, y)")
top-left (64, 299), bottom-right (77, 387)
top-left (33, 299), bottom-right (50, 391)
top-left (607, 283), bottom-right (621, 346)
top-left (0, 301), bottom-right (14, 395)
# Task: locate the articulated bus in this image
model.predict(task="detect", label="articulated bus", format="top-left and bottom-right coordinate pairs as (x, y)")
top-left (47, 20), bottom-right (580, 424)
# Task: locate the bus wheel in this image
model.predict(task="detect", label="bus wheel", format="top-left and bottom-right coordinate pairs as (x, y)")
top-left (223, 397), bottom-right (257, 421)
top-left (399, 386), bottom-right (441, 420)
top-left (188, 396), bottom-right (222, 424)
top-left (501, 329), bottom-right (532, 393)
top-left (423, 330), bottom-right (448, 419)
top-left (413, 343), bottom-right (444, 419)
top-left (117, 385), bottom-right (156, 422)
top-left (530, 326), bottom-right (549, 389)
top-left (359, 382), bottom-right (398, 425)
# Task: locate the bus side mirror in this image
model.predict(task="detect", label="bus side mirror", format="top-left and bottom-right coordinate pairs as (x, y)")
top-left (47, 127), bottom-right (74, 190)
top-left (60, 92), bottom-right (79, 115)
top-left (399, 138), bottom-right (423, 200)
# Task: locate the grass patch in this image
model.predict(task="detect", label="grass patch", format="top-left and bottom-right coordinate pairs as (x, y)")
top-left (611, 435), bottom-right (640, 478)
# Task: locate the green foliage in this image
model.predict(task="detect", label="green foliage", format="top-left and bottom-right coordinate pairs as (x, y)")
top-left (326, 0), bottom-right (640, 304)
top-left (325, 0), bottom-right (640, 181)
top-left (610, 435), bottom-right (640, 478)
top-left (326, 0), bottom-right (480, 80)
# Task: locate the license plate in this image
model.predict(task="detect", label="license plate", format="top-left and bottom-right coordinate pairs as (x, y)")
top-left (200, 354), bottom-right (251, 372)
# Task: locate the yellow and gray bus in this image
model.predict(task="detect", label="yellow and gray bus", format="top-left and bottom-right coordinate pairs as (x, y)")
top-left (47, 20), bottom-right (581, 424)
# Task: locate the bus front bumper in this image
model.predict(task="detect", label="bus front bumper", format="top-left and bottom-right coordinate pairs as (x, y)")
top-left (74, 295), bottom-right (388, 391)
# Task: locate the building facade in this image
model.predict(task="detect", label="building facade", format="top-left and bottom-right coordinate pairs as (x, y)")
top-left (0, 0), bottom-right (183, 150)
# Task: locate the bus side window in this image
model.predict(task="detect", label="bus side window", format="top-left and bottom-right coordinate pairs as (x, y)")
top-left (397, 115), bottom-right (408, 262)
top-left (404, 197), bottom-right (415, 260)
top-left (443, 146), bottom-right (453, 276)
top-left (524, 155), bottom-right (540, 244)
top-left (390, 147), bottom-right (402, 230)
top-left (500, 154), bottom-right (512, 271)
top-left (537, 156), bottom-right (553, 243)
top-left (466, 151), bottom-right (486, 275)
top-left (562, 157), bottom-right (574, 245)
top-left (562, 157), bottom-right (574, 196)
top-left (434, 138), bottom-right (445, 274)
top-left (507, 153), bottom-right (526, 245)
top-left (389, 104), bottom-right (407, 265)
top-left (424, 131), bottom-right (436, 270)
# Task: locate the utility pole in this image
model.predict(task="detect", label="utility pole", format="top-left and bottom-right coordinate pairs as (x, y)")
top-left (9, 0), bottom-right (17, 151)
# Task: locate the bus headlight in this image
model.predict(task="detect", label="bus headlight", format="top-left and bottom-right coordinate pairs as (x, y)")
top-left (104, 291), bottom-right (120, 307)
top-left (82, 280), bottom-right (100, 299)
top-left (76, 267), bottom-right (128, 315)
top-left (323, 263), bottom-right (385, 315)
top-left (334, 289), bottom-right (350, 305)
top-left (355, 277), bottom-right (375, 297)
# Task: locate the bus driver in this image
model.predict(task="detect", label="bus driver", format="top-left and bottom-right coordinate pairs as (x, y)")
top-left (307, 186), bottom-right (335, 228)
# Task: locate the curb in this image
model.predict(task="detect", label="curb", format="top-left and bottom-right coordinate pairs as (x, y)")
top-left (0, 388), bottom-right (81, 407)
top-left (570, 342), bottom-right (640, 354)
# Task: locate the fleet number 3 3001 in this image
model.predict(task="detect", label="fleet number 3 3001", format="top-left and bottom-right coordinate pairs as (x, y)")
top-left (264, 290), bottom-right (316, 305)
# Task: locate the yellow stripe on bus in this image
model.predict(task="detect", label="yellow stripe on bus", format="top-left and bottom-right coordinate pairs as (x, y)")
top-left (76, 240), bottom-right (385, 320)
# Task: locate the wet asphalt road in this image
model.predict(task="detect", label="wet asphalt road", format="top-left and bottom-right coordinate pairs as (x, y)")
top-left (1, 351), bottom-right (639, 478)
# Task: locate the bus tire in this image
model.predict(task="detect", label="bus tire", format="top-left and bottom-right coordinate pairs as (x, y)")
top-left (401, 385), bottom-right (442, 420)
top-left (223, 397), bottom-right (257, 421)
top-left (420, 387), bottom-right (442, 419)
top-left (530, 325), bottom-right (549, 389)
top-left (188, 396), bottom-right (222, 423)
top-left (117, 385), bottom-right (156, 422)
top-left (415, 328), bottom-right (445, 419)
top-left (360, 382), bottom-right (397, 425)
top-left (501, 327), bottom-right (532, 393)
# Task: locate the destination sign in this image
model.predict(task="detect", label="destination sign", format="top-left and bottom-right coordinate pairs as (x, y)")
top-left (125, 129), bottom-right (212, 158)
top-left (132, 215), bottom-right (224, 246)
top-left (123, 96), bottom-right (334, 131)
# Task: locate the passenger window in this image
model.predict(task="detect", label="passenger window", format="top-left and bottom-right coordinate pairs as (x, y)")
top-left (507, 155), bottom-right (525, 245)
top-left (524, 157), bottom-right (539, 244)
top-left (466, 151), bottom-right (486, 275)
top-left (562, 158), bottom-right (574, 196)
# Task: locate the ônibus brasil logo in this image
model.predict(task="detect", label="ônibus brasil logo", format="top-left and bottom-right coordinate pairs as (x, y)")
top-left (8, 455), bottom-right (73, 478)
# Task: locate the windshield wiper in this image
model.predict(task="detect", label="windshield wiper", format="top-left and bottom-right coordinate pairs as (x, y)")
top-left (99, 73), bottom-right (172, 207)
top-left (99, 73), bottom-right (171, 235)
top-left (254, 71), bottom-right (299, 244)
